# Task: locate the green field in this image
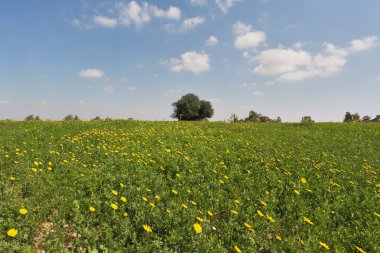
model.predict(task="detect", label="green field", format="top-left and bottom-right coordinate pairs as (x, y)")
top-left (0, 121), bottom-right (379, 252)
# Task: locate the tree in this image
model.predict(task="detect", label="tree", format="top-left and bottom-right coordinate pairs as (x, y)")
top-left (344, 112), bottom-right (353, 122)
top-left (172, 93), bottom-right (214, 121)
top-left (301, 116), bottom-right (314, 124)
top-left (362, 116), bottom-right (371, 122)
top-left (372, 115), bottom-right (380, 122)
top-left (229, 114), bottom-right (239, 122)
top-left (25, 114), bottom-right (36, 121)
top-left (352, 113), bottom-right (360, 122)
top-left (245, 110), bottom-right (261, 122)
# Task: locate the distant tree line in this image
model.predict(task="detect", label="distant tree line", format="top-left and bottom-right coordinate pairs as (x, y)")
top-left (229, 111), bottom-right (281, 123)
top-left (344, 112), bottom-right (380, 122)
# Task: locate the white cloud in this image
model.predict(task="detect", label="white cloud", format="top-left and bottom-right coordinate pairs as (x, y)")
top-left (242, 82), bottom-right (257, 88)
top-left (253, 91), bottom-right (263, 96)
top-left (216, 0), bottom-right (241, 13)
top-left (233, 21), bottom-right (266, 49)
top-left (182, 17), bottom-right (205, 31)
top-left (376, 76), bottom-right (380, 81)
top-left (94, 15), bottom-right (117, 28)
top-left (206, 36), bottom-right (219, 46)
top-left (79, 69), bottom-right (105, 78)
top-left (104, 85), bottom-right (115, 94)
top-left (348, 36), bottom-right (377, 52)
top-left (168, 51), bottom-right (210, 74)
top-left (253, 37), bottom-right (377, 82)
top-left (126, 86), bottom-right (137, 91)
top-left (28, 101), bottom-right (50, 106)
top-left (190, 0), bottom-right (208, 6)
top-left (67, 100), bottom-right (94, 107)
top-left (0, 101), bottom-right (11, 105)
top-left (117, 1), bottom-right (181, 27)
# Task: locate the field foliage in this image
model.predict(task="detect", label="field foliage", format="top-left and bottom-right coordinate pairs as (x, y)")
top-left (0, 121), bottom-right (379, 252)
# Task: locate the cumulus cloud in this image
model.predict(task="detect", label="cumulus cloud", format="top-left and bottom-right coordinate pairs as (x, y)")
top-left (94, 15), bottom-right (117, 28)
top-left (206, 36), bottom-right (219, 46)
top-left (253, 37), bottom-right (377, 82)
top-left (117, 1), bottom-right (181, 27)
top-left (168, 51), bottom-right (210, 74)
top-left (233, 21), bottom-right (266, 49)
top-left (216, 0), bottom-right (241, 13)
top-left (79, 69), bottom-right (105, 78)
top-left (347, 36), bottom-right (377, 52)
top-left (104, 85), bottom-right (115, 94)
top-left (182, 17), bottom-right (205, 31)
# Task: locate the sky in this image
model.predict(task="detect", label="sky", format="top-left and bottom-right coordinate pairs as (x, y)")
top-left (0, 0), bottom-right (379, 122)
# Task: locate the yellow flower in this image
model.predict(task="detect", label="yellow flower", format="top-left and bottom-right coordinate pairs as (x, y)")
top-left (191, 200), bottom-right (197, 205)
top-left (149, 202), bottom-right (156, 208)
top-left (172, 189), bottom-right (178, 195)
top-left (123, 212), bottom-right (128, 217)
top-left (266, 215), bottom-right (275, 222)
top-left (89, 206), bottom-right (96, 212)
top-left (19, 208), bottom-right (28, 215)
top-left (120, 183), bottom-right (125, 188)
top-left (319, 242), bottom-right (330, 250)
top-left (207, 210), bottom-right (214, 216)
top-left (275, 235), bottom-right (282, 240)
top-left (9, 177), bottom-right (16, 181)
top-left (182, 204), bottom-right (188, 209)
top-left (374, 212), bottom-right (380, 218)
top-left (143, 224), bottom-right (152, 233)
top-left (120, 196), bottom-right (127, 203)
top-left (257, 210), bottom-right (264, 217)
top-left (166, 209), bottom-right (171, 213)
top-left (7, 229), bottom-right (18, 237)
top-left (260, 200), bottom-right (267, 207)
top-left (154, 195), bottom-right (161, 201)
top-left (294, 190), bottom-right (301, 195)
top-left (111, 203), bottom-right (118, 210)
top-left (234, 245), bottom-right (242, 253)
top-left (196, 216), bottom-right (204, 222)
top-left (303, 217), bottom-right (314, 225)
top-left (301, 178), bottom-right (307, 184)
top-left (112, 190), bottom-right (118, 196)
top-left (193, 223), bottom-right (202, 234)
top-left (231, 210), bottom-right (238, 215)
top-left (355, 246), bottom-right (366, 253)
top-left (142, 197), bottom-right (148, 202)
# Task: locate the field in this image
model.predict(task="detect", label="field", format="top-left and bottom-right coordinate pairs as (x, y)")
top-left (0, 121), bottom-right (379, 252)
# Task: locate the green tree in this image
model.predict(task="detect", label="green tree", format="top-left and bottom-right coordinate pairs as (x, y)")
top-left (344, 112), bottom-right (353, 122)
top-left (362, 116), bottom-right (371, 122)
top-left (301, 116), bottom-right (314, 124)
top-left (172, 93), bottom-right (214, 121)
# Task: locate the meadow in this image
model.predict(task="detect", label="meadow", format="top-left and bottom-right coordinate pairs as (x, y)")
top-left (0, 121), bottom-right (379, 252)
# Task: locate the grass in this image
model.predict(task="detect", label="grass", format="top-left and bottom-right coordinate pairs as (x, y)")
top-left (0, 120), bottom-right (379, 252)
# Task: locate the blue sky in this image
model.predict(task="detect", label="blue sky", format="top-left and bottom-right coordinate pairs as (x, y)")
top-left (0, 0), bottom-right (379, 121)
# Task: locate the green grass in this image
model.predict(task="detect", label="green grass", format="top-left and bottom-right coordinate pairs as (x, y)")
top-left (0, 121), bottom-right (379, 252)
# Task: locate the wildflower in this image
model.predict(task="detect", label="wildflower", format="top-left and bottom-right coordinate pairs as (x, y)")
top-left (149, 202), bottom-right (156, 208)
top-left (234, 245), bottom-right (242, 253)
top-left (172, 189), bottom-right (178, 195)
top-left (257, 210), bottom-right (264, 217)
top-left (303, 217), bottom-right (314, 225)
top-left (166, 209), bottom-right (171, 213)
top-left (182, 204), bottom-right (188, 209)
top-left (374, 212), bottom-right (380, 218)
top-left (207, 210), bottom-right (214, 216)
top-left (7, 229), bottom-right (18, 237)
top-left (294, 190), bottom-right (301, 195)
top-left (260, 200), bottom-right (267, 207)
top-left (154, 195), bottom-right (161, 201)
top-left (231, 210), bottom-right (238, 215)
top-left (143, 224), bottom-right (152, 233)
top-left (142, 197), bottom-right (148, 202)
top-left (301, 178), bottom-right (307, 184)
top-left (112, 190), bottom-right (118, 196)
top-left (193, 223), bottom-right (202, 234)
top-left (19, 208), bottom-right (28, 215)
top-left (89, 206), bottom-right (96, 212)
top-left (120, 183), bottom-right (125, 188)
top-left (276, 235), bottom-right (282, 240)
top-left (120, 197), bottom-right (127, 203)
top-left (265, 190), bottom-right (270, 195)
top-left (196, 217), bottom-right (204, 222)
top-left (9, 177), bottom-right (16, 181)
top-left (266, 214), bottom-right (275, 222)
top-left (319, 241), bottom-right (330, 250)
top-left (191, 200), bottom-right (197, 205)
top-left (355, 246), bottom-right (366, 253)
top-left (111, 203), bottom-right (118, 210)
top-left (234, 199), bottom-right (241, 204)
top-left (123, 212), bottom-right (128, 217)
top-left (244, 223), bottom-right (254, 232)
